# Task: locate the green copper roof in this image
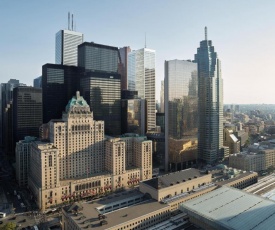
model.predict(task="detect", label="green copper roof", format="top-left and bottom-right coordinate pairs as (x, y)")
top-left (65, 91), bottom-right (90, 112)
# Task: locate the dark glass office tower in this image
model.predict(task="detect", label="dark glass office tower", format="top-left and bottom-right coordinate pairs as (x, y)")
top-left (42, 64), bottom-right (80, 123)
top-left (13, 87), bottom-right (42, 154)
top-left (195, 27), bottom-right (223, 165)
top-left (121, 99), bottom-right (146, 136)
top-left (164, 60), bottom-right (198, 172)
top-left (80, 72), bottom-right (121, 135)
top-left (78, 42), bottom-right (122, 135)
top-left (33, 76), bottom-right (42, 88)
top-left (78, 42), bottom-right (119, 72)
top-left (119, 46), bottom-right (131, 90)
top-left (0, 79), bottom-right (26, 148)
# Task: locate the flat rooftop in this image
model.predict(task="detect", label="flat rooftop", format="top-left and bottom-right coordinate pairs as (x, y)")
top-left (142, 168), bottom-right (203, 189)
top-left (180, 186), bottom-right (275, 230)
top-left (64, 190), bottom-right (169, 229)
top-left (215, 171), bottom-right (257, 186)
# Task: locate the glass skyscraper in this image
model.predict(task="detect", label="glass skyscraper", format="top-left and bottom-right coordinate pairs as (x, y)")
top-left (78, 42), bottom-right (119, 72)
top-left (55, 30), bottom-right (83, 66)
top-left (119, 46), bottom-right (131, 90)
top-left (0, 79), bottom-right (26, 148)
top-left (128, 48), bottom-right (156, 131)
top-left (33, 76), bottom-right (42, 88)
top-left (164, 60), bottom-right (198, 171)
top-left (195, 27), bottom-right (223, 165)
top-left (121, 99), bottom-right (146, 136)
top-left (78, 42), bottom-right (122, 136)
top-left (42, 64), bottom-right (80, 123)
top-left (13, 86), bottom-right (42, 155)
top-left (80, 72), bottom-right (121, 136)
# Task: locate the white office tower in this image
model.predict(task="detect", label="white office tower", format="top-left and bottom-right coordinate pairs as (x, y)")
top-left (55, 30), bottom-right (83, 66)
top-left (128, 48), bottom-right (156, 131)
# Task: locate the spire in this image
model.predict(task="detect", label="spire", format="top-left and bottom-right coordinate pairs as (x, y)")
top-left (205, 26), bottom-right (207, 40)
top-left (145, 32), bottom-right (147, 48)
top-left (72, 14), bottom-right (74, 31)
top-left (68, 12), bottom-right (70, 30)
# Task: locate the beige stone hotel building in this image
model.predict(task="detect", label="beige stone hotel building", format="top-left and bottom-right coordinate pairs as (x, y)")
top-left (17, 92), bottom-right (152, 210)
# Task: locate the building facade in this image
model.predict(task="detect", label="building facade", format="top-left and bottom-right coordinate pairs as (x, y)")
top-left (55, 30), bottom-right (83, 66)
top-left (223, 128), bottom-right (241, 155)
top-left (13, 86), bottom-right (42, 152)
top-left (119, 46), bottom-right (131, 90)
top-left (146, 133), bottom-right (165, 171)
top-left (80, 71), bottom-right (121, 136)
top-left (160, 80), bottom-right (164, 113)
top-left (128, 48), bottom-right (156, 131)
top-left (229, 149), bottom-right (275, 172)
top-left (15, 136), bottom-right (37, 186)
top-left (121, 99), bottom-right (146, 136)
top-left (195, 27), bottom-right (223, 165)
top-left (33, 76), bottom-right (42, 88)
top-left (78, 42), bottom-right (122, 135)
top-left (26, 92), bottom-right (152, 210)
top-left (42, 64), bottom-right (80, 124)
top-left (78, 42), bottom-right (119, 73)
top-left (164, 60), bottom-right (198, 171)
top-left (0, 79), bottom-right (26, 148)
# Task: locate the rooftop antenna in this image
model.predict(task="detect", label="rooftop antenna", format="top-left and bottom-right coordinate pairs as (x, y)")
top-left (68, 12), bottom-right (70, 30)
top-left (145, 32), bottom-right (147, 48)
top-left (72, 13), bottom-right (74, 31)
top-left (205, 26), bottom-right (207, 40)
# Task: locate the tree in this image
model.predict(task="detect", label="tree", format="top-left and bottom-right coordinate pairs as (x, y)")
top-left (0, 222), bottom-right (16, 230)
top-left (267, 166), bottom-right (275, 174)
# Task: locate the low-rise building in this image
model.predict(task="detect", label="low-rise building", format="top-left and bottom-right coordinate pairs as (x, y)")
top-left (223, 128), bottom-right (240, 155)
top-left (139, 168), bottom-right (212, 202)
top-left (215, 171), bottom-right (258, 189)
top-left (62, 190), bottom-right (171, 230)
top-left (180, 186), bottom-right (275, 230)
top-left (229, 152), bottom-right (265, 172)
top-left (229, 148), bottom-right (275, 172)
top-left (168, 139), bottom-right (198, 171)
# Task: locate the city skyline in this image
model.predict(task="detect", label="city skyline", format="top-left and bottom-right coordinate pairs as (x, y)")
top-left (2, 1), bottom-right (275, 104)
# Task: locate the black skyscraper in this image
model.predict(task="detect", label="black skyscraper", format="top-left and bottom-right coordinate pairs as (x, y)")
top-left (78, 42), bottom-right (122, 135)
top-left (42, 64), bottom-right (81, 123)
top-left (13, 86), bottom-right (42, 153)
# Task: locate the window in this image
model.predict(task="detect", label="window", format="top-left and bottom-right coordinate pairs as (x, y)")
top-left (49, 155), bottom-right (52, 167)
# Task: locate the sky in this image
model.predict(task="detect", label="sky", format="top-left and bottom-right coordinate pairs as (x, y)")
top-left (1, 0), bottom-right (275, 104)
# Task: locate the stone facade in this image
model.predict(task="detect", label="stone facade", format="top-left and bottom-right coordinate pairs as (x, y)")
top-left (26, 92), bottom-right (152, 210)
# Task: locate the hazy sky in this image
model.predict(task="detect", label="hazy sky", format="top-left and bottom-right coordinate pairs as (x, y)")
top-left (1, 0), bottom-right (275, 104)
